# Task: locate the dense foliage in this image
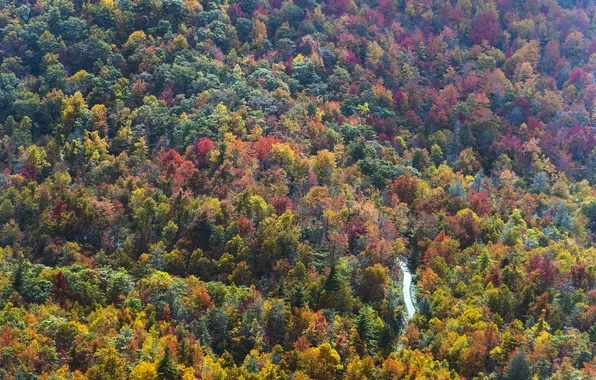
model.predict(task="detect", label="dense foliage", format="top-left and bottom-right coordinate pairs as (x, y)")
top-left (1, 0), bottom-right (596, 378)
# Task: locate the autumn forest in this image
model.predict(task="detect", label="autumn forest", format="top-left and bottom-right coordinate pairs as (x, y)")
top-left (1, 0), bottom-right (596, 378)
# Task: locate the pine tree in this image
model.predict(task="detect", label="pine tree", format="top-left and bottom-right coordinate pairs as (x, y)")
top-left (175, 327), bottom-right (194, 367)
top-left (504, 347), bottom-right (531, 380)
top-left (356, 306), bottom-right (383, 353)
top-left (196, 317), bottom-right (211, 347)
top-left (157, 346), bottom-right (178, 380)
top-left (12, 258), bottom-right (24, 293)
top-left (446, 121), bottom-right (462, 163)
top-left (324, 266), bottom-right (341, 292)
top-left (531, 172), bottom-right (549, 193)
top-left (291, 284), bottom-right (307, 307)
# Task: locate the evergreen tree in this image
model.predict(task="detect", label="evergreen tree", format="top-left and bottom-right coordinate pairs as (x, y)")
top-left (504, 347), bottom-right (531, 380)
top-left (324, 266), bottom-right (341, 292)
top-left (12, 258), bottom-right (24, 293)
top-left (291, 284), bottom-right (307, 307)
top-left (12, 116), bottom-right (32, 147)
top-left (356, 306), bottom-right (383, 353)
top-left (156, 346), bottom-right (178, 380)
top-left (531, 172), bottom-right (549, 193)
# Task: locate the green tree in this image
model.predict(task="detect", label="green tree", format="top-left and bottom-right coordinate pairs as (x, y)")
top-left (157, 346), bottom-right (178, 380)
top-left (504, 347), bottom-right (531, 380)
top-left (356, 305), bottom-right (384, 353)
top-left (12, 116), bottom-right (32, 147)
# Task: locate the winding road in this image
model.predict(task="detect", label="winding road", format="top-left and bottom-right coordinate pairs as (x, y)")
top-left (398, 259), bottom-right (416, 320)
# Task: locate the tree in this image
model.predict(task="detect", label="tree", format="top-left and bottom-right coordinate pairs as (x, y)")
top-left (238, 0), bottom-right (259, 13)
top-left (86, 347), bottom-right (127, 380)
top-left (157, 346), bottom-right (178, 380)
top-left (133, 195), bottom-right (157, 253)
top-left (366, 41), bottom-right (383, 68)
top-left (22, 144), bottom-right (50, 174)
top-left (531, 172), bottom-right (549, 193)
top-left (12, 116), bottom-right (32, 147)
top-left (430, 144), bottom-right (443, 166)
top-left (390, 175), bottom-right (425, 206)
top-left (131, 362), bottom-right (158, 380)
top-left (228, 261), bottom-right (253, 286)
top-left (504, 347), bottom-right (531, 380)
top-left (324, 266), bottom-right (341, 292)
top-left (344, 355), bottom-right (375, 380)
top-left (319, 266), bottom-right (354, 313)
top-left (358, 264), bottom-right (389, 303)
top-left (500, 209), bottom-right (527, 246)
top-left (259, 211), bottom-right (300, 271)
top-left (486, 284), bottom-right (515, 322)
top-left (299, 343), bottom-right (343, 380)
top-left (60, 91), bottom-right (90, 137)
top-left (445, 209), bottom-right (481, 247)
top-left (454, 148), bottom-right (481, 175)
top-left (356, 306), bottom-right (384, 353)
top-left (0, 73), bottom-right (19, 120)
top-left (265, 300), bottom-right (288, 346)
top-left (470, 11), bottom-right (501, 45)
top-left (412, 148), bottom-right (430, 172)
top-left (51, 271), bottom-right (68, 302)
top-left (292, 57), bottom-right (320, 86)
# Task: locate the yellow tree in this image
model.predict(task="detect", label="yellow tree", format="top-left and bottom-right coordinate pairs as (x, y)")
top-left (131, 361), bottom-right (158, 380)
top-left (83, 131), bottom-right (109, 164)
top-left (311, 150), bottom-right (336, 185)
top-left (60, 91), bottom-right (89, 137)
top-left (91, 104), bottom-right (108, 134)
top-left (86, 347), bottom-right (127, 380)
top-left (366, 41), bottom-right (383, 69)
top-left (300, 343), bottom-right (343, 380)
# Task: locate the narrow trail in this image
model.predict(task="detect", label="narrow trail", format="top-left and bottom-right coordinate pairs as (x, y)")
top-left (398, 259), bottom-right (415, 321)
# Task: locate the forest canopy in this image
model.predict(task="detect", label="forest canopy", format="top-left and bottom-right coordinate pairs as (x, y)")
top-left (1, 0), bottom-right (596, 378)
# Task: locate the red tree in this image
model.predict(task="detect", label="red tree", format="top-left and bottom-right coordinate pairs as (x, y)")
top-left (470, 11), bottom-right (501, 45)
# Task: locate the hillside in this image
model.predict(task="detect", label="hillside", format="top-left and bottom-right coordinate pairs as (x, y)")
top-left (1, 0), bottom-right (596, 378)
